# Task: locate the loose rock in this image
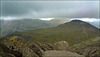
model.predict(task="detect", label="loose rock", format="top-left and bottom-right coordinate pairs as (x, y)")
top-left (54, 41), bottom-right (69, 51)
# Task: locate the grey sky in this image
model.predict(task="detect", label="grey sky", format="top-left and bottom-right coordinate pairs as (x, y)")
top-left (0, 1), bottom-right (99, 19)
top-left (1, 0), bottom-right (99, 1)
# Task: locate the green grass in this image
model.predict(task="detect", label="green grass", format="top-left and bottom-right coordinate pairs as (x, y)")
top-left (10, 20), bottom-right (100, 46)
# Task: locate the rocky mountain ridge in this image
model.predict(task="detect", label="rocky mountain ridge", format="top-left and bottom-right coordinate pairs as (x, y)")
top-left (8, 20), bottom-right (99, 45)
top-left (0, 36), bottom-right (84, 57)
top-left (0, 36), bottom-right (99, 57)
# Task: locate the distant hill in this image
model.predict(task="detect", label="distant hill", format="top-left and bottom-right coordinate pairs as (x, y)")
top-left (0, 19), bottom-right (52, 37)
top-left (0, 18), bottom-right (70, 37)
top-left (49, 18), bottom-right (71, 26)
top-left (8, 20), bottom-right (100, 46)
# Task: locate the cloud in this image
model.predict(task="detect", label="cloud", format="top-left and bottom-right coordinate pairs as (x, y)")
top-left (71, 18), bottom-right (99, 22)
top-left (1, 1), bottom-right (99, 19)
top-left (1, 0), bottom-right (99, 1)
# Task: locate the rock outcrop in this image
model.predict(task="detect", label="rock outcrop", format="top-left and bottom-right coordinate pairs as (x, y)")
top-left (71, 37), bottom-right (100, 57)
top-left (29, 43), bottom-right (44, 57)
top-left (42, 41), bottom-right (84, 57)
top-left (76, 44), bottom-right (100, 57)
top-left (29, 42), bottom-right (54, 57)
top-left (54, 41), bottom-right (69, 51)
top-left (0, 36), bottom-right (39, 57)
top-left (1, 36), bottom-right (98, 57)
top-left (0, 52), bottom-right (15, 57)
top-left (43, 50), bottom-right (84, 57)
top-left (36, 42), bottom-right (54, 51)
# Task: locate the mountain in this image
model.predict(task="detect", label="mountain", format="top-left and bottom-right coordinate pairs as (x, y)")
top-left (48, 18), bottom-right (71, 26)
top-left (8, 20), bottom-right (100, 46)
top-left (0, 18), bottom-right (71, 37)
top-left (0, 19), bottom-right (52, 37)
top-left (1, 18), bottom-right (99, 38)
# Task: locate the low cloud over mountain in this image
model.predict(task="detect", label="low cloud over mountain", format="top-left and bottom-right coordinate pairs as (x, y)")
top-left (0, 1), bottom-right (99, 19)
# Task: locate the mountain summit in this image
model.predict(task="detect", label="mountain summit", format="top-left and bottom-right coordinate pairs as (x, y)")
top-left (59, 20), bottom-right (98, 28)
top-left (58, 20), bottom-right (99, 33)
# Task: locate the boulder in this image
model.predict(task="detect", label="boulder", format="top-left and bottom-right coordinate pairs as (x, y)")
top-left (36, 42), bottom-right (54, 51)
top-left (0, 52), bottom-right (15, 57)
top-left (44, 43), bottom-right (54, 50)
top-left (75, 44), bottom-right (100, 57)
top-left (29, 43), bottom-right (44, 57)
top-left (82, 45), bottom-right (100, 57)
top-left (43, 50), bottom-right (84, 57)
top-left (54, 41), bottom-right (69, 51)
top-left (0, 36), bottom-right (39, 57)
top-left (22, 47), bottom-right (39, 57)
top-left (29, 42), bottom-right (54, 57)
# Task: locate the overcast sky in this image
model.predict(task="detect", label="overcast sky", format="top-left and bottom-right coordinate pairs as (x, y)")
top-left (0, 0), bottom-right (99, 19)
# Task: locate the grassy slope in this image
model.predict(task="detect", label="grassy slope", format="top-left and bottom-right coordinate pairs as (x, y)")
top-left (0, 19), bottom-right (70, 37)
top-left (71, 37), bottom-right (100, 49)
top-left (9, 20), bottom-right (100, 46)
top-left (0, 19), bottom-right (52, 37)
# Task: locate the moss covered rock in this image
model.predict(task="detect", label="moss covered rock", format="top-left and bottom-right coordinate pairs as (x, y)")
top-left (0, 36), bottom-right (39, 57)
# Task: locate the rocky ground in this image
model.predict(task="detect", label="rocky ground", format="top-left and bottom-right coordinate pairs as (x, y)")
top-left (43, 50), bottom-right (84, 57)
top-left (0, 36), bottom-right (100, 57)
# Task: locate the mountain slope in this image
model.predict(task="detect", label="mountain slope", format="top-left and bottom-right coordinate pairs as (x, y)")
top-left (7, 20), bottom-right (100, 45)
top-left (0, 19), bottom-right (71, 37)
top-left (48, 18), bottom-right (71, 26)
top-left (87, 21), bottom-right (100, 28)
top-left (0, 19), bottom-right (52, 37)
